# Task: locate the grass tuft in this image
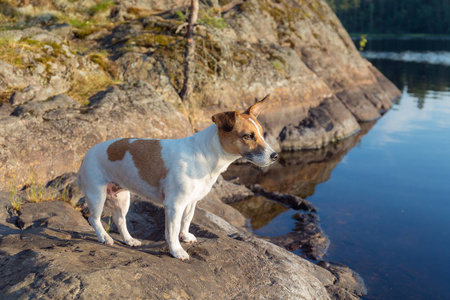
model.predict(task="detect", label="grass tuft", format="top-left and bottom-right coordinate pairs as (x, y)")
top-left (88, 0), bottom-right (115, 16)
top-left (88, 50), bottom-right (119, 78)
top-left (105, 212), bottom-right (112, 233)
top-left (67, 72), bottom-right (117, 105)
top-left (10, 184), bottom-right (22, 212)
top-left (25, 177), bottom-right (74, 203)
top-left (199, 9), bottom-right (227, 29)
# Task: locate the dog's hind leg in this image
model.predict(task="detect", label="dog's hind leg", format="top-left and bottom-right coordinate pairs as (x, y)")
top-left (110, 190), bottom-right (141, 247)
top-left (85, 184), bottom-right (114, 246)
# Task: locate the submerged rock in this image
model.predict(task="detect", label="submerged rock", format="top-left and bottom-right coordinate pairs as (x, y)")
top-left (270, 212), bottom-right (330, 261)
top-left (318, 261), bottom-right (368, 299)
top-left (249, 183), bottom-right (316, 212)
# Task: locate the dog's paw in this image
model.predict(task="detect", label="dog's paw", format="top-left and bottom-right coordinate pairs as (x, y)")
top-left (181, 232), bottom-right (197, 243)
top-left (124, 238), bottom-right (142, 247)
top-left (100, 234), bottom-right (114, 246)
top-left (171, 247), bottom-right (190, 260)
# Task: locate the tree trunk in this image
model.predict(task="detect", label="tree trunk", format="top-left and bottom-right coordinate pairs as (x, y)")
top-left (180, 0), bottom-right (199, 104)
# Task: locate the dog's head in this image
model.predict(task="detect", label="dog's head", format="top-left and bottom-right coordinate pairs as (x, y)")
top-left (212, 94), bottom-right (278, 167)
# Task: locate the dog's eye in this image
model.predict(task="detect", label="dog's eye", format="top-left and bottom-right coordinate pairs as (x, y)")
top-left (242, 134), bottom-right (253, 141)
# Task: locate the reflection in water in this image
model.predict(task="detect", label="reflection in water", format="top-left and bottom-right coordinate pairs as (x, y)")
top-left (224, 122), bottom-right (376, 199)
top-left (228, 196), bottom-right (288, 230)
top-left (368, 59), bottom-right (450, 105)
top-left (363, 51), bottom-right (450, 66)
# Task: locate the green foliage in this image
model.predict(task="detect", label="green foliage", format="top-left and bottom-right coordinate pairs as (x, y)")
top-left (272, 59), bottom-right (285, 73)
top-left (88, 0), bottom-right (115, 16)
top-left (88, 50), bottom-right (119, 78)
top-left (175, 10), bottom-right (185, 22)
top-left (0, 36), bottom-right (64, 69)
top-left (25, 177), bottom-right (74, 203)
top-left (105, 212), bottom-right (112, 233)
top-left (326, 0), bottom-right (450, 34)
top-left (199, 9), bottom-right (226, 29)
top-left (10, 184), bottom-right (21, 212)
top-left (26, 178), bottom-right (46, 203)
top-left (68, 18), bottom-right (102, 39)
top-left (358, 34), bottom-right (367, 51)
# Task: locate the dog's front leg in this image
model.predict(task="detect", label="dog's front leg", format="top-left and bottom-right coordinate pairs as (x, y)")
top-left (180, 201), bottom-right (198, 243)
top-left (164, 199), bottom-right (190, 260)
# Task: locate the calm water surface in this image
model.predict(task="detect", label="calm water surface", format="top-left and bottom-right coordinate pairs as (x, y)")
top-left (225, 37), bottom-right (450, 299)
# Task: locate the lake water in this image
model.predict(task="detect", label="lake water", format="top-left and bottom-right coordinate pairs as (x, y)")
top-left (224, 37), bottom-right (450, 299)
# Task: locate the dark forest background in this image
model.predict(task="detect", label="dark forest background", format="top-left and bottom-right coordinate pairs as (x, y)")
top-left (326, 0), bottom-right (450, 34)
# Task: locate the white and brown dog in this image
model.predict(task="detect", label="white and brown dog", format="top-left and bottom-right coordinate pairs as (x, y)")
top-left (77, 94), bottom-right (278, 260)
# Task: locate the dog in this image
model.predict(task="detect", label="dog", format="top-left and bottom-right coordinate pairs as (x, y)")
top-left (77, 94), bottom-right (278, 260)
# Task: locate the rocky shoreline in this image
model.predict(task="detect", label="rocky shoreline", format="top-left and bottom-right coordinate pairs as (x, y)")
top-left (0, 0), bottom-right (401, 298)
top-left (1, 173), bottom-right (366, 299)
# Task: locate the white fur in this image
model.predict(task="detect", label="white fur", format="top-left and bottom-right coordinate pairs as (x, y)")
top-left (247, 118), bottom-right (276, 166)
top-left (79, 124), bottom-right (276, 260)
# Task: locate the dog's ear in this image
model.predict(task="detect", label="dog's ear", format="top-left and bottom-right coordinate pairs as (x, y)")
top-left (212, 111), bottom-right (240, 132)
top-left (243, 94), bottom-right (270, 118)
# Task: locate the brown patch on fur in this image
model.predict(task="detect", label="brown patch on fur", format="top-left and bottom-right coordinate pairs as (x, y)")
top-left (129, 140), bottom-right (168, 187)
top-left (217, 130), bottom-right (242, 155)
top-left (107, 138), bottom-right (167, 187)
top-left (107, 138), bottom-right (131, 161)
top-left (212, 111), bottom-right (239, 132)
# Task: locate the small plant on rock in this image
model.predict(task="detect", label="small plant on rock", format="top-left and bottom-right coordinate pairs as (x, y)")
top-left (26, 178), bottom-right (47, 203)
top-left (10, 184), bottom-right (21, 212)
top-left (105, 212), bottom-right (112, 233)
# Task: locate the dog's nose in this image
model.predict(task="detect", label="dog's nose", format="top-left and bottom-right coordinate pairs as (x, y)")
top-left (270, 152), bottom-right (279, 161)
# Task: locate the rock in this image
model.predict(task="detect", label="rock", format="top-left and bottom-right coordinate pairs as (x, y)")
top-left (44, 23), bottom-right (74, 40)
top-left (279, 97), bottom-right (360, 150)
top-left (0, 180), bottom-right (337, 299)
top-left (210, 175), bottom-right (253, 204)
top-left (271, 212), bottom-right (330, 261)
top-left (221, 182), bottom-right (327, 261)
top-left (318, 261), bottom-right (368, 299)
top-left (16, 201), bottom-right (93, 232)
top-left (249, 183), bottom-right (317, 212)
top-left (335, 86), bottom-right (381, 122)
top-left (44, 172), bottom-right (80, 205)
top-left (228, 195), bottom-right (289, 230)
top-left (0, 27), bottom-right (108, 106)
top-left (197, 177), bottom-right (252, 230)
top-left (9, 85), bottom-right (47, 106)
top-left (11, 94), bottom-right (80, 117)
top-left (114, 52), bottom-right (184, 111)
top-left (0, 191), bottom-right (21, 235)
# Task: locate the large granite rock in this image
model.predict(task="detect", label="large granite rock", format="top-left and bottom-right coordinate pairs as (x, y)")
top-left (0, 175), bottom-right (365, 300)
